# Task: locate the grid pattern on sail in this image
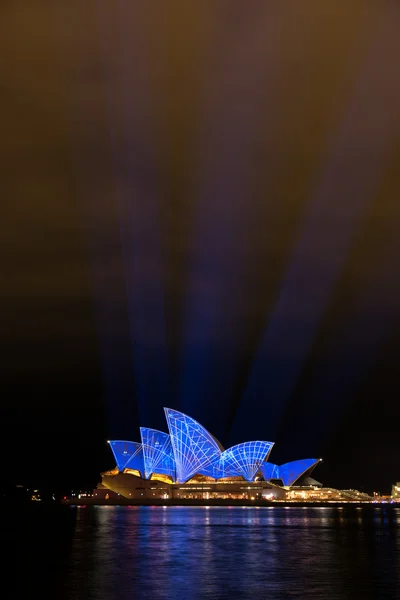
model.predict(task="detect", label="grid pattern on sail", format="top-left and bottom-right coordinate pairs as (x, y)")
top-left (278, 459), bottom-right (319, 486)
top-left (197, 461), bottom-right (220, 478)
top-left (164, 408), bottom-right (222, 483)
top-left (109, 440), bottom-right (143, 473)
top-left (140, 427), bottom-right (175, 479)
top-left (123, 443), bottom-right (144, 477)
top-left (219, 441), bottom-right (274, 481)
top-left (259, 462), bottom-right (280, 481)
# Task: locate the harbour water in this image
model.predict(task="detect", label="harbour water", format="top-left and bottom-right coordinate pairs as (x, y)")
top-left (4, 505), bottom-right (400, 599)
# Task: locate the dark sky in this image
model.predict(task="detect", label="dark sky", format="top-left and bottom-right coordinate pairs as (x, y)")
top-left (1, 1), bottom-right (400, 494)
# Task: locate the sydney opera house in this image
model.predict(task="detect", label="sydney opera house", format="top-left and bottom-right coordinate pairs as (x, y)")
top-left (98, 408), bottom-right (321, 501)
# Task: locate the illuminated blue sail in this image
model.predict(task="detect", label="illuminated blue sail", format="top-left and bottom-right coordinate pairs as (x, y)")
top-left (164, 408), bottom-right (223, 483)
top-left (109, 412), bottom-right (320, 487)
top-left (140, 427), bottom-right (175, 479)
top-left (108, 440), bottom-right (144, 476)
top-left (259, 462), bottom-right (280, 481)
top-left (278, 459), bottom-right (321, 486)
top-left (124, 444), bottom-right (144, 476)
top-left (218, 441), bottom-right (274, 481)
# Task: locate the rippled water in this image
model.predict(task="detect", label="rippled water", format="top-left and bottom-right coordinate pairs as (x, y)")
top-left (5, 505), bottom-right (400, 599)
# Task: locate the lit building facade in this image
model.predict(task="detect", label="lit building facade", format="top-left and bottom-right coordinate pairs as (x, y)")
top-left (100, 408), bottom-right (321, 500)
top-left (392, 482), bottom-right (400, 499)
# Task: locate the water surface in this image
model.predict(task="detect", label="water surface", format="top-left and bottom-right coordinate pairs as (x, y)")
top-left (5, 505), bottom-right (400, 599)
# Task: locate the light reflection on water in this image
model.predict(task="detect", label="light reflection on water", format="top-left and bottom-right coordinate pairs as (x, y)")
top-left (66, 506), bottom-right (400, 600)
top-left (5, 506), bottom-right (400, 599)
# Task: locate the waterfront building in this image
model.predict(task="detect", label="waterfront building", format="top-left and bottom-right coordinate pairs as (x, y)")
top-left (99, 408), bottom-right (321, 500)
top-left (392, 482), bottom-right (400, 499)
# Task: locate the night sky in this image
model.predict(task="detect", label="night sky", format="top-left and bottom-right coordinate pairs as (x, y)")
top-left (1, 2), bottom-right (400, 495)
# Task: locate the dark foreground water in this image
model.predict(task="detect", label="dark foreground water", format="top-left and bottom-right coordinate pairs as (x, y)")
top-left (3, 505), bottom-right (400, 599)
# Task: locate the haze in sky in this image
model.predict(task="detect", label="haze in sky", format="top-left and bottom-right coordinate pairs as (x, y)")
top-left (1, 1), bottom-right (400, 493)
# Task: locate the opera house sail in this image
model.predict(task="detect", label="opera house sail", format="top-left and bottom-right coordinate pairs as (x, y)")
top-left (140, 427), bottom-right (175, 480)
top-left (100, 408), bottom-right (321, 500)
top-left (164, 407), bottom-right (223, 483)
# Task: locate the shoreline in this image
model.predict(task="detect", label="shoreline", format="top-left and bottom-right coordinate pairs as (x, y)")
top-left (61, 498), bottom-right (399, 508)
